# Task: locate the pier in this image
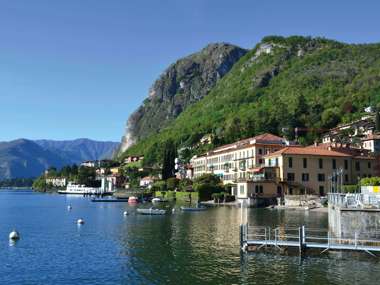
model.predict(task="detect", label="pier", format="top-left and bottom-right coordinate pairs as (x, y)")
top-left (240, 224), bottom-right (380, 256)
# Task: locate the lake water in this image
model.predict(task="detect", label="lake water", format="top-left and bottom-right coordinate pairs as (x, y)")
top-left (0, 190), bottom-right (379, 284)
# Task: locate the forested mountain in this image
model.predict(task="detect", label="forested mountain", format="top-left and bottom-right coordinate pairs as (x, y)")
top-left (121, 36), bottom-right (380, 164)
top-left (35, 139), bottom-right (119, 162)
top-left (0, 139), bottom-right (119, 180)
top-left (119, 43), bottom-right (247, 152)
top-left (0, 139), bottom-right (70, 180)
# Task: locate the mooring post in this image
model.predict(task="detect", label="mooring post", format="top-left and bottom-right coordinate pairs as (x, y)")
top-left (240, 224), bottom-right (244, 248)
top-left (299, 226), bottom-right (306, 256)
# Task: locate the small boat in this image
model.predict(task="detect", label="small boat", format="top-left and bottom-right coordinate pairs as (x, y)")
top-left (91, 198), bottom-right (129, 202)
top-left (128, 196), bottom-right (138, 204)
top-left (152, 197), bottom-right (167, 203)
top-left (137, 208), bottom-right (166, 215)
top-left (180, 206), bottom-right (207, 212)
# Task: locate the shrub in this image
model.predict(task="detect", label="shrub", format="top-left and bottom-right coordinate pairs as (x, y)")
top-left (166, 177), bottom-right (180, 190)
top-left (342, 185), bottom-right (359, 193)
top-left (360, 177), bottom-right (380, 186)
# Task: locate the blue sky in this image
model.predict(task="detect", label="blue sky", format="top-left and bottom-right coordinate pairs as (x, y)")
top-left (0, 0), bottom-right (379, 142)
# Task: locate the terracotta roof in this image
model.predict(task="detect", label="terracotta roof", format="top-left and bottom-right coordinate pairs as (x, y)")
top-left (264, 147), bottom-right (352, 158)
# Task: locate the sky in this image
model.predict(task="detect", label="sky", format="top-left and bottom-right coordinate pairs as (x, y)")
top-left (0, 0), bottom-right (379, 142)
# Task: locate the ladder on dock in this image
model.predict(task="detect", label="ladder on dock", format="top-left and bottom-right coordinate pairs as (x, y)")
top-left (240, 224), bottom-right (380, 256)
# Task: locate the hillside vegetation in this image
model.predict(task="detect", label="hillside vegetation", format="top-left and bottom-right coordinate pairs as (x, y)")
top-left (122, 36), bottom-right (380, 164)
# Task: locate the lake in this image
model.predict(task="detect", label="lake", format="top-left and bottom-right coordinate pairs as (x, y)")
top-left (0, 190), bottom-right (379, 284)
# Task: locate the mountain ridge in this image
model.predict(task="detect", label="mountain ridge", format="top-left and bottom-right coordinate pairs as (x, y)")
top-left (0, 138), bottom-right (119, 180)
top-left (119, 42), bottom-right (248, 152)
top-left (121, 35), bottom-right (380, 163)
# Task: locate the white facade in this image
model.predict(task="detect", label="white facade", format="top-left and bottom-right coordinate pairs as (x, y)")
top-left (46, 178), bottom-right (67, 187)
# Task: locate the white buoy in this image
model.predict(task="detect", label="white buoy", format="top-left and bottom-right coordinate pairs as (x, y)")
top-left (123, 211), bottom-right (128, 216)
top-left (9, 230), bottom-right (20, 240)
top-left (77, 218), bottom-right (85, 225)
top-left (172, 208), bottom-right (175, 213)
top-left (67, 205), bottom-right (72, 210)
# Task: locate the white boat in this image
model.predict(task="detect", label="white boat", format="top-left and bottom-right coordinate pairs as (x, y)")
top-left (180, 206), bottom-right (207, 212)
top-left (137, 208), bottom-right (166, 215)
top-left (152, 197), bottom-right (167, 203)
top-left (58, 182), bottom-right (101, 195)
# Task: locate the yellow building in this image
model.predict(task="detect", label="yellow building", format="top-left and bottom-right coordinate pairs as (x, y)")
top-left (262, 146), bottom-right (376, 196)
top-left (191, 133), bottom-right (295, 194)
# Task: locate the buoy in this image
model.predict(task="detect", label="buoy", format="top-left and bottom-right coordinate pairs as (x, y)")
top-left (67, 205), bottom-right (72, 210)
top-left (9, 230), bottom-right (20, 240)
top-left (77, 218), bottom-right (85, 225)
top-left (172, 208), bottom-right (175, 213)
top-left (123, 211), bottom-right (128, 216)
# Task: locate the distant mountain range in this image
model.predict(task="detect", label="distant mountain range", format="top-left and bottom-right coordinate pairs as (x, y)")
top-left (0, 139), bottom-right (119, 180)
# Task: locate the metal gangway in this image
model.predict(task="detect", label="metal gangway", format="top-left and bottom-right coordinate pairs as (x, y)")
top-left (240, 224), bottom-right (380, 256)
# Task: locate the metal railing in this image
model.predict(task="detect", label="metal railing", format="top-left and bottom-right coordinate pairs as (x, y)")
top-left (241, 224), bottom-right (380, 255)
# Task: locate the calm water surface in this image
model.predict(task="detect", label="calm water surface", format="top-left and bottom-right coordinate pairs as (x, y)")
top-left (0, 190), bottom-right (379, 284)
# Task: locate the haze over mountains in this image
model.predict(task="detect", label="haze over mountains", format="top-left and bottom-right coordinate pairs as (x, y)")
top-left (0, 139), bottom-right (119, 180)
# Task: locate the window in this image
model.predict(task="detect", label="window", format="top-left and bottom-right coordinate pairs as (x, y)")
top-left (319, 159), bottom-right (323, 169)
top-left (259, 158), bottom-right (263, 164)
top-left (319, 186), bottom-right (325, 196)
top-left (288, 157), bottom-right (293, 168)
top-left (259, 185), bottom-right (263, 194)
top-left (287, 173), bottom-right (295, 181)
top-left (289, 187), bottom-right (293, 195)
top-left (258, 148), bottom-right (263, 155)
top-left (302, 173), bottom-right (309, 181)
top-left (332, 159), bottom-right (336, 169)
top-left (345, 174), bottom-right (348, 183)
top-left (355, 161), bottom-right (360, 171)
top-left (255, 185), bottom-right (259, 193)
top-left (277, 186), bottom-right (282, 196)
top-left (344, 159), bottom-right (348, 170)
top-left (303, 158), bottom-right (307, 168)
top-left (317, 173), bottom-right (325, 182)
top-left (239, 185), bottom-right (244, 195)
top-left (368, 162), bottom-right (372, 169)
top-left (275, 158), bottom-right (279, 166)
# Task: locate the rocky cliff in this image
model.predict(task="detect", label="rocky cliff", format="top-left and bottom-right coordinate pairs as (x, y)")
top-left (119, 43), bottom-right (247, 152)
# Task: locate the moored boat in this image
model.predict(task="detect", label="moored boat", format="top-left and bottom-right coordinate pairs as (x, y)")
top-left (137, 208), bottom-right (166, 215)
top-left (58, 182), bottom-right (100, 195)
top-left (152, 197), bottom-right (167, 203)
top-left (128, 196), bottom-right (138, 204)
top-left (180, 206), bottom-right (207, 212)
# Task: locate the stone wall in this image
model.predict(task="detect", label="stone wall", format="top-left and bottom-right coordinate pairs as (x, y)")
top-left (329, 205), bottom-right (380, 239)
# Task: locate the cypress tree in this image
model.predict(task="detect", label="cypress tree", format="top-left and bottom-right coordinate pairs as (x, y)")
top-left (375, 111), bottom-right (380, 133)
top-left (162, 139), bottom-right (176, 180)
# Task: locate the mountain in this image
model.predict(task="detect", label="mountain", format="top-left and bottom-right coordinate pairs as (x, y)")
top-left (122, 36), bottom-right (380, 163)
top-left (34, 139), bottom-right (119, 163)
top-left (0, 139), bottom-right (70, 180)
top-left (119, 43), bottom-right (247, 152)
top-left (0, 139), bottom-right (119, 180)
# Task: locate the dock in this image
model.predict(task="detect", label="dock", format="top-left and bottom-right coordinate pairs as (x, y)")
top-left (240, 224), bottom-right (380, 256)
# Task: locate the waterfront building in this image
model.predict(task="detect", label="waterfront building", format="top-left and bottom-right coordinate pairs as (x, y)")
top-left (234, 145), bottom-right (376, 206)
top-left (190, 133), bottom-right (294, 192)
top-left (45, 177), bottom-right (67, 187)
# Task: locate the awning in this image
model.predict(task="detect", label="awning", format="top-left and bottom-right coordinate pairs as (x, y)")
top-left (248, 167), bottom-right (263, 173)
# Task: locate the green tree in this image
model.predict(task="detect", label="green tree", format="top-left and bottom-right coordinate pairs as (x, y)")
top-left (162, 139), bottom-right (176, 180)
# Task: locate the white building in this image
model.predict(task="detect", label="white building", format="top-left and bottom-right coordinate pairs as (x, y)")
top-left (190, 133), bottom-right (294, 194)
top-left (46, 178), bottom-right (67, 187)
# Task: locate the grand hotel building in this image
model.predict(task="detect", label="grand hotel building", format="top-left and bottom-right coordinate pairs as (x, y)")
top-left (190, 133), bottom-right (377, 202)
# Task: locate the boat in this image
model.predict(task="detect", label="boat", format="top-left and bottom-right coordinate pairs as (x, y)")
top-left (91, 198), bottom-right (129, 202)
top-left (152, 197), bottom-right (167, 203)
top-left (58, 182), bottom-right (100, 195)
top-left (180, 206), bottom-right (208, 212)
top-left (137, 208), bottom-right (166, 215)
top-left (128, 196), bottom-right (138, 204)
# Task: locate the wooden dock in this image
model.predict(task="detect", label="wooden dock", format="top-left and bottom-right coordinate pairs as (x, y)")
top-left (240, 224), bottom-right (380, 256)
